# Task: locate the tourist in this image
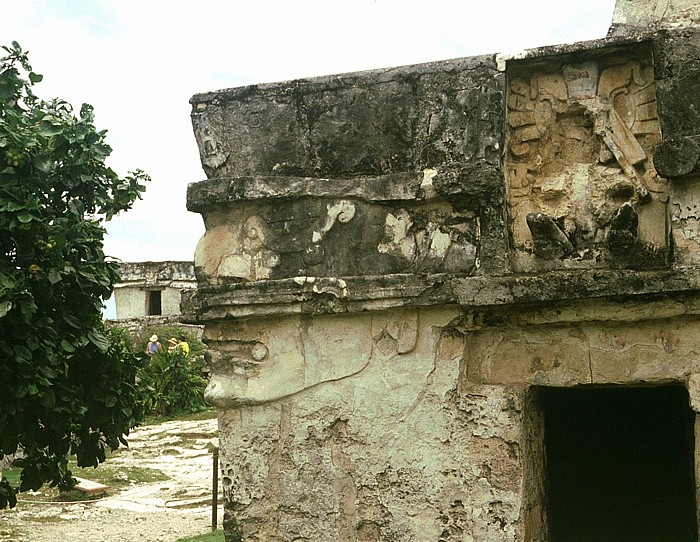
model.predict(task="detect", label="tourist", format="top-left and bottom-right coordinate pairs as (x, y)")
top-left (146, 334), bottom-right (162, 356)
top-left (177, 334), bottom-right (190, 355)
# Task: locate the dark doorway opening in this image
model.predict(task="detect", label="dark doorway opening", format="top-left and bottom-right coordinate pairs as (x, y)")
top-left (147, 290), bottom-right (162, 316)
top-left (542, 385), bottom-right (696, 542)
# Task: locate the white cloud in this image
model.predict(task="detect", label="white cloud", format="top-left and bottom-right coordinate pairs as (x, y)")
top-left (2, 0), bottom-right (616, 263)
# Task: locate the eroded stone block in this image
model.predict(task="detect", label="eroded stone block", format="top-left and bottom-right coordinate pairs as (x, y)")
top-left (190, 57), bottom-right (503, 179)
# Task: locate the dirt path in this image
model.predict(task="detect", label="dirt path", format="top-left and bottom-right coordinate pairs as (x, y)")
top-left (0, 416), bottom-right (223, 542)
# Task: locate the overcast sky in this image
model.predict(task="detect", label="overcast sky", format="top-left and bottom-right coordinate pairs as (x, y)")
top-left (5, 1), bottom-right (618, 317)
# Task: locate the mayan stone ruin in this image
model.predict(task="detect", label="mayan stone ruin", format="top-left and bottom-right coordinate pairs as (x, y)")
top-left (183, 1), bottom-right (700, 540)
top-left (113, 261), bottom-right (197, 320)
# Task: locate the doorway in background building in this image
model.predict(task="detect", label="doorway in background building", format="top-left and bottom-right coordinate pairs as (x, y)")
top-left (147, 289), bottom-right (162, 316)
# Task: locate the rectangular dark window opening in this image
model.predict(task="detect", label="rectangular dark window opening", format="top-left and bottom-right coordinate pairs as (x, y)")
top-left (540, 385), bottom-right (697, 542)
top-left (147, 290), bottom-right (162, 316)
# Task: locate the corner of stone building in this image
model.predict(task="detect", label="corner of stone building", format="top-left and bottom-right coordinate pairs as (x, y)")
top-left (185, 2), bottom-right (700, 540)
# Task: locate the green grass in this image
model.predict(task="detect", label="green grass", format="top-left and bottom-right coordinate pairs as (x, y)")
top-left (3, 459), bottom-right (169, 503)
top-left (176, 530), bottom-right (225, 542)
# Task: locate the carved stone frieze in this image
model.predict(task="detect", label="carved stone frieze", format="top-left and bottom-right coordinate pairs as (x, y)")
top-left (193, 197), bottom-right (480, 286)
top-left (506, 47), bottom-right (670, 271)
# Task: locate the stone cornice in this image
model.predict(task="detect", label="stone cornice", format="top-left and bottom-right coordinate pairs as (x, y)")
top-left (181, 267), bottom-right (700, 323)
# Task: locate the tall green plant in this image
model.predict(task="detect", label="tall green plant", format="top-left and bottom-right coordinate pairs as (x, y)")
top-left (0, 42), bottom-right (150, 507)
top-left (139, 349), bottom-right (208, 417)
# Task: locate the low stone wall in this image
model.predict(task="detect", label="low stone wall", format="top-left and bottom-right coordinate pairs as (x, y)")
top-left (105, 317), bottom-right (204, 341)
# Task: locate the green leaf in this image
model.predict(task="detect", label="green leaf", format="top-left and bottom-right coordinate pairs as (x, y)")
top-left (0, 81), bottom-right (14, 101)
top-left (47, 269), bottom-right (61, 285)
top-left (28, 72), bottom-right (42, 83)
top-left (37, 123), bottom-right (64, 137)
top-left (61, 339), bottom-right (75, 352)
top-left (13, 345), bottom-right (31, 361)
top-left (62, 313), bottom-right (82, 328)
top-left (38, 366), bottom-right (56, 379)
top-left (38, 389), bottom-right (55, 408)
top-left (17, 212), bottom-right (33, 223)
top-left (88, 330), bottom-right (109, 353)
top-left (0, 301), bottom-right (10, 318)
top-left (5, 201), bottom-right (25, 212)
top-left (32, 156), bottom-right (53, 173)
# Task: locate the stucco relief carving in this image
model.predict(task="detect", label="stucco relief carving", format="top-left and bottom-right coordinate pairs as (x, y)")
top-left (506, 56), bottom-right (668, 270)
top-left (204, 314), bottom-right (376, 407)
top-left (377, 207), bottom-right (479, 274)
top-left (193, 118), bottom-right (229, 172)
top-left (193, 198), bottom-right (480, 285)
top-left (304, 200), bottom-right (356, 266)
top-left (194, 215), bottom-right (281, 283)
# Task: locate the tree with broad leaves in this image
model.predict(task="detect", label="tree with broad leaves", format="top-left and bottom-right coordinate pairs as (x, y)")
top-left (0, 42), bottom-right (151, 508)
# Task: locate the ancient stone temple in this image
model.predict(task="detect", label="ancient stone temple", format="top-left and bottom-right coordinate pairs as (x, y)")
top-left (113, 261), bottom-right (196, 320)
top-left (183, 1), bottom-right (700, 540)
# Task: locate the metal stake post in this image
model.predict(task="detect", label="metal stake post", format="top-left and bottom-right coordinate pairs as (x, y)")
top-left (212, 446), bottom-right (219, 531)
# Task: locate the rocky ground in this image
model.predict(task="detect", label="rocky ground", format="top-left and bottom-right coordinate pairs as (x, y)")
top-left (0, 415), bottom-right (223, 542)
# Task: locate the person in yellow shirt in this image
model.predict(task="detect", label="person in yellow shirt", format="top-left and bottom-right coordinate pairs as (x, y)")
top-left (176, 335), bottom-right (190, 355)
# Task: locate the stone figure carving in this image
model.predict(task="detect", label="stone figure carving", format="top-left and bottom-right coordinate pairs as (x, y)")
top-left (303, 200), bottom-right (356, 266)
top-left (194, 118), bottom-right (228, 172)
top-left (217, 215), bottom-right (280, 281)
top-left (377, 207), bottom-right (478, 274)
top-left (506, 55), bottom-right (668, 270)
top-left (194, 215), bottom-right (281, 283)
top-left (526, 212), bottom-right (574, 259)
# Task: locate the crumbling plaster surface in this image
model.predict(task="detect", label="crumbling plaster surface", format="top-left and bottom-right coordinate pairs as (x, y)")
top-left (212, 306), bottom-right (528, 542)
top-left (672, 174), bottom-right (700, 264)
top-left (210, 294), bottom-right (700, 541)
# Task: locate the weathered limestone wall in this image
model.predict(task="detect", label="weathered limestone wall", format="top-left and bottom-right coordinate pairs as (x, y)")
top-left (184, 9), bottom-right (700, 542)
top-left (210, 307), bottom-right (524, 542)
top-left (201, 294), bottom-right (700, 541)
top-left (611, 0), bottom-right (700, 33)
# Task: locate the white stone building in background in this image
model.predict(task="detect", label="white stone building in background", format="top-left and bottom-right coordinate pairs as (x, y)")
top-left (112, 261), bottom-right (197, 325)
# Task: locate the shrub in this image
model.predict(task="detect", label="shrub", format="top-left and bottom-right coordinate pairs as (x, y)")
top-left (138, 348), bottom-right (208, 417)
